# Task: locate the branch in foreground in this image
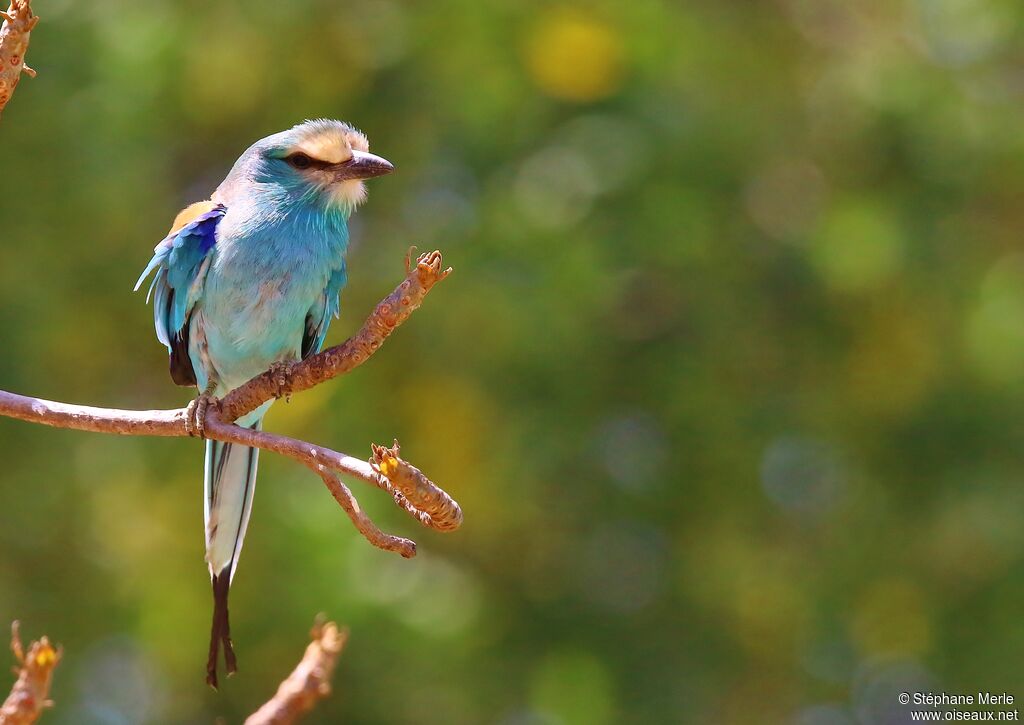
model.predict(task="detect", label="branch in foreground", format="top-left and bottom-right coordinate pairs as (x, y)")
top-left (0, 0), bottom-right (37, 116)
top-left (245, 619), bottom-right (348, 725)
top-left (1, 618), bottom-right (342, 725)
top-left (0, 250), bottom-right (459, 555)
top-left (0, 622), bottom-right (60, 725)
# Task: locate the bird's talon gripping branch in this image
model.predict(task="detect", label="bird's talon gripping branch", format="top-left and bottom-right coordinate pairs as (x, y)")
top-left (185, 388), bottom-right (217, 438)
top-left (0, 244), bottom-right (460, 684)
top-left (184, 398), bottom-right (199, 437)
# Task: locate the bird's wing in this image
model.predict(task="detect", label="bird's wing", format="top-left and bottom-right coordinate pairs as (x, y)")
top-left (301, 260), bottom-right (348, 359)
top-left (135, 200), bottom-right (226, 386)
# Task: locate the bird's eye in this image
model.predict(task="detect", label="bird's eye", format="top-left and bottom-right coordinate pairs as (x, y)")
top-left (287, 153), bottom-right (312, 169)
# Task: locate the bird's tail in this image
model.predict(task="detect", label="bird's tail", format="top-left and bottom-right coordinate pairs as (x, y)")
top-left (203, 410), bottom-right (265, 689)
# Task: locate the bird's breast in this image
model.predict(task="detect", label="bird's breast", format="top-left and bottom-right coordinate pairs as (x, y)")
top-left (198, 225), bottom-right (345, 386)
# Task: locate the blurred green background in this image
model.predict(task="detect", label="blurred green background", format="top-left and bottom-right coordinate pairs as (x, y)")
top-left (2, 0), bottom-right (1024, 723)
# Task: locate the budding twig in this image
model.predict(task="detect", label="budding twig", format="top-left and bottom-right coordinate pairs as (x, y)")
top-left (0, 622), bottom-right (60, 725)
top-left (245, 619), bottom-right (348, 725)
top-left (0, 0), bottom-right (38, 116)
top-left (371, 441), bottom-right (463, 531)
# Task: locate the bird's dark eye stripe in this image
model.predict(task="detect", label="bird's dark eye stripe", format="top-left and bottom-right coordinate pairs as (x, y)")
top-left (285, 152), bottom-right (334, 170)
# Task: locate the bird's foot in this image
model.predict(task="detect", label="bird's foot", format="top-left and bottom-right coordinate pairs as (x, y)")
top-left (269, 361), bottom-right (292, 402)
top-left (185, 389), bottom-right (217, 438)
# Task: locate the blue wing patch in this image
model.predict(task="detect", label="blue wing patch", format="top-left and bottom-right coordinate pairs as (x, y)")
top-left (135, 203), bottom-right (225, 384)
top-left (302, 260), bottom-right (347, 359)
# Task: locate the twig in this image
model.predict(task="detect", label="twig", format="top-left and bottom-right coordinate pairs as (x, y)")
top-left (315, 467), bottom-right (416, 558)
top-left (370, 441), bottom-right (463, 531)
top-left (0, 622), bottom-right (60, 725)
top-left (245, 619), bottom-right (348, 725)
top-left (0, 0), bottom-right (37, 116)
top-left (0, 251), bottom-right (459, 554)
top-left (218, 248), bottom-right (451, 423)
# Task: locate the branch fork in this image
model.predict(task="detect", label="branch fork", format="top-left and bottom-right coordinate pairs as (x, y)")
top-left (0, 250), bottom-right (460, 558)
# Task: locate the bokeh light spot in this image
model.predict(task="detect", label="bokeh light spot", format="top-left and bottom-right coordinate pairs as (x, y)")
top-left (916, 0), bottom-right (1013, 67)
top-left (844, 302), bottom-right (940, 418)
top-left (761, 436), bottom-right (848, 521)
top-left (683, 527), bottom-right (812, 658)
top-left (576, 521), bottom-right (667, 613)
top-left (965, 253), bottom-right (1024, 384)
top-left (793, 703), bottom-right (857, 725)
top-left (348, 547), bottom-right (482, 638)
top-left (595, 413), bottom-right (668, 492)
top-left (524, 9), bottom-right (625, 102)
top-left (810, 200), bottom-right (904, 293)
top-left (850, 578), bottom-right (931, 658)
top-left (852, 659), bottom-right (935, 725)
top-left (530, 650), bottom-right (615, 725)
top-left (745, 159), bottom-right (828, 243)
top-left (514, 145), bottom-right (600, 229)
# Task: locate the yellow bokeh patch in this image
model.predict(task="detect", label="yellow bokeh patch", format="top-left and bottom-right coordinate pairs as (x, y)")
top-left (850, 577), bottom-right (931, 658)
top-left (524, 9), bottom-right (625, 102)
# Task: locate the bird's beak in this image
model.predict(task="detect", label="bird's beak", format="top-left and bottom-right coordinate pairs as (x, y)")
top-left (334, 150), bottom-right (394, 181)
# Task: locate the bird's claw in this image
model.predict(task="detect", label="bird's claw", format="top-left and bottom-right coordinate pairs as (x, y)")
top-left (185, 391), bottom-right (216, 438)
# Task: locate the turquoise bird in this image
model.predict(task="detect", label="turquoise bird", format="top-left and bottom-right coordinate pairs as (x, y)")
top-left (135, 119), bottom-right (393, 687)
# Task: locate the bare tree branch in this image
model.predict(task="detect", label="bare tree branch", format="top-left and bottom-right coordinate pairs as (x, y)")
top-left (2, 618), bottom-right (345, 725)
top-left (217, 248), bottom-right (451, 424)
top-left (0, 0), bottom-right (37, 116)
top-left (0, 250), bottom-right (460, 554)
top-left (0, 622), bottom-right (60, 725)
top-left (245, 619), bottom-right (348, 725)
top-left (315, 468), bottom-right (417, 558)
top-left (371, 441), bottom-right (463, 531)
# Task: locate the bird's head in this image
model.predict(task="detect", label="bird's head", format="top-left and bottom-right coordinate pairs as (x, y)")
top-left (218, 119), bottom-right (394, 215)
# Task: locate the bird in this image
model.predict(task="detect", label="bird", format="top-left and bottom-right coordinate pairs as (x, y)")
top-left (134, 119), bottom-right (394, 688)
